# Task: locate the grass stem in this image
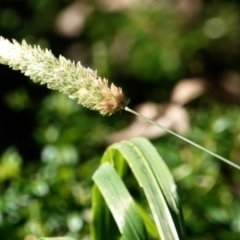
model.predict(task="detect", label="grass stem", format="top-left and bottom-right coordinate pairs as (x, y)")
top-left (125, 106), bottom-right (240, 171)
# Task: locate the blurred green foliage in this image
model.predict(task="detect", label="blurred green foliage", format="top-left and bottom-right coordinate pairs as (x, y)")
top-left (0, 0), bottom-right (240, 239)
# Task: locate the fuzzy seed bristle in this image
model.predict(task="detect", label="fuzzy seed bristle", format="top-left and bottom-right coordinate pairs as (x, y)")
top-left (0, 36), bottom-right (129, 115)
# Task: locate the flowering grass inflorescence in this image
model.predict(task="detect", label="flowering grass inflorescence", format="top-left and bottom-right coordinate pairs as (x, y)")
top-left (0, 36), bottom-right (129, 115)
top-left (0, 36), bottom-right (239, 171)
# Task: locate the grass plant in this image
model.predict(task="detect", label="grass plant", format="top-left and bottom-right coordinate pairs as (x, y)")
top-left (0, 37), bottom-right (239, 240)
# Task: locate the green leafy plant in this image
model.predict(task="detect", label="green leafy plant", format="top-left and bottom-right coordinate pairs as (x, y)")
top-left (37, 137), bottom-right (185, 240)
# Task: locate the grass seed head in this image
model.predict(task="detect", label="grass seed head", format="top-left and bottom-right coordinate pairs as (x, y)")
top-left (0, 36), bottom-right (129, 115)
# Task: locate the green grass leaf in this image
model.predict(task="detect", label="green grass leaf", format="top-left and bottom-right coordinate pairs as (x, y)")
top-left (91, 137), bottom-right (184, 240)
top-left (92, 163), bottom-right (148, 240)
top-left (91, 184), bottom-right (120, 240)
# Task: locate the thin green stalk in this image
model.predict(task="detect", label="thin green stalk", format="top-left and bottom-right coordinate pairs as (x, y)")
top-left (125, 106), bottom-right (240, 171)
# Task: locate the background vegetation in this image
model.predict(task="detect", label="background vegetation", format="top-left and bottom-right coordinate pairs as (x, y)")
top-left (0, 0), bottom-right (240, 239)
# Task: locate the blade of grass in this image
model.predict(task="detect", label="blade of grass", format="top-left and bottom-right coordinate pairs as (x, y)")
top-left (91, 184), bottom-right (119, 240)
top-left (92, 162), bottom-right (148, 240)
top-left (129, 137), bottom-right (185, 237)
top-left (110, 138), bottom-right (182, 240)
top-left (130, 138), bottom-right (179, 212)
top-left (135, 202), bottom-right (159, 239)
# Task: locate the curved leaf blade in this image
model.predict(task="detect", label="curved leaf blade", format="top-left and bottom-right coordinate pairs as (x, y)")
top-left (110, 137), bottom-right (182, 240)
top-left (129, 138), bottom-right (185, 237)
top-left (92, 162), bottom-right (148, 240)
top-left (91, 184), bottom-right (119, 240)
